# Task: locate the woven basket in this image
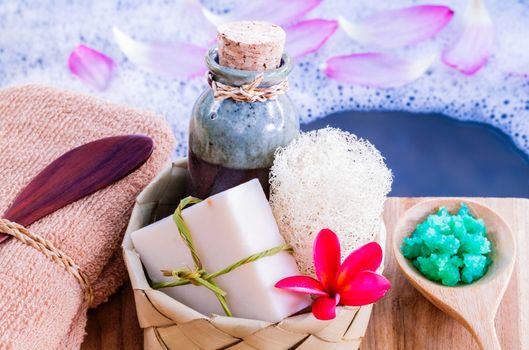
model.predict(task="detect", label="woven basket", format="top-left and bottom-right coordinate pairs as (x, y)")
top-left (123, 159), bottom-right (386, 350)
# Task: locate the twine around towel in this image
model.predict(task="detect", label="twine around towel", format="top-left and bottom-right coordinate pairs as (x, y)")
top-left (0, 218), bottom-right (94, 306)
top-left (151, 196), bottom-right (293, 317)
top-left (208, 73), bottom-right (288, 103)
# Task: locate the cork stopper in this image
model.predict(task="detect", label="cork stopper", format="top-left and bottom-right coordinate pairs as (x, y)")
top-left (217, 21), bottom-right (285, 71)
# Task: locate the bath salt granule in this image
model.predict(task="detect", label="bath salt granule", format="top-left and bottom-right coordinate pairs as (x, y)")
top-left (401, 203), bottom-right (493, 286)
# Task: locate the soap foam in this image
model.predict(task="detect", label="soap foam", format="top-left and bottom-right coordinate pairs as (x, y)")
top-left (1, 0), bottom-right (528, 157)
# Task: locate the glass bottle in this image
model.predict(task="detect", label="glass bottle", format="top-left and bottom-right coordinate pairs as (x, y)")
top-left (188, 48), bottom-right (299, 198)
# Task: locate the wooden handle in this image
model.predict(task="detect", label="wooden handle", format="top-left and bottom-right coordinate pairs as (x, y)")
top-left (469, 319), bottom-right (501, 350)
top-left (0, 135), bottom-right (153, 243)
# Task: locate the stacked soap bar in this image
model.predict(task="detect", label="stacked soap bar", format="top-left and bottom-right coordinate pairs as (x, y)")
top-left (131, 179), bottom-right (310, 323)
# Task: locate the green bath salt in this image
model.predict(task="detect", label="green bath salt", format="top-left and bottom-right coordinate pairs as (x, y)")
top-left (401, 203), bottom-right (492, 286)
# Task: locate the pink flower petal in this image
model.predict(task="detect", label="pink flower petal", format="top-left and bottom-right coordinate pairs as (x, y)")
top-left (313, 229), bottom-right (341, 293)
top-left (442, 0), bottom-right (494, 75)
top-left (112, 27), bottom-right (207, 79)
top-left (323, 52), bottom-right (435, 88)
top-left (285, 19), bottom-right (338, 58)
top-left (312, 296), bottom-right (338, 320)
top-left (339, 5), bottom-right (454, 49)
top-left (339, 271), bottom-right (391, 306)
top-left (201, 0), bottom-right (321, 27)
top-left (275, 276), bottom-right (328, 296)
top-left (334, 242), bottom-right (383, 291)
top-left (68, 44), bottom-right (115, 91)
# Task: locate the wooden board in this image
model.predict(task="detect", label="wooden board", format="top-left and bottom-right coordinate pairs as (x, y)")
top-left (82, 198), bottom-right (529, 349)
top-left (363, 198), bottom-right (528, 350)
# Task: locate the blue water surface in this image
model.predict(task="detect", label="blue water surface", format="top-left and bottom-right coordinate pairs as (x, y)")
top-left (303, 112), bottom-right (529, 197)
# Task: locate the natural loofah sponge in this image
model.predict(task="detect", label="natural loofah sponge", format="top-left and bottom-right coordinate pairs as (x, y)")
top-left (269, 127), bottom-right (392, 275)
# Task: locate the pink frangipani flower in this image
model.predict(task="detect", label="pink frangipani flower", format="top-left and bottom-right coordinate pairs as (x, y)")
top-left (68, 44), bottom-right (115, 91)
top-left (275, 229), bottom-right (390, 320)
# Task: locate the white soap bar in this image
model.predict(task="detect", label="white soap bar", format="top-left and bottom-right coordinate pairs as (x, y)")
top-left (131, 179), bottom-right (311, 322)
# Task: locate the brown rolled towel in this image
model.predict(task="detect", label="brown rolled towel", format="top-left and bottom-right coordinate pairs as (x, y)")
top-left (0, 85), bottom-right (175, 349)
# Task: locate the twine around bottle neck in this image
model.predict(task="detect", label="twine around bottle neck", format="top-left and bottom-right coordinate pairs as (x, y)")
top-left (207, 72), bottom-right (289, 103)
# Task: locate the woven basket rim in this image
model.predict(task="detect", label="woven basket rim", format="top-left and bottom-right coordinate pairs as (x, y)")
top-left (122, 159), bottom-right (386, 339)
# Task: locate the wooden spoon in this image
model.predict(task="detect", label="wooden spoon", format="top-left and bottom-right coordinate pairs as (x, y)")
top-left (393, 198), bottom-right (516, 350)
top-left (0, 134), bottom-right (154, 243)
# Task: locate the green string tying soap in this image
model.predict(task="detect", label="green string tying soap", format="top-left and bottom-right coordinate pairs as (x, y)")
top-left (400, 203), bottom-right (492, 286)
